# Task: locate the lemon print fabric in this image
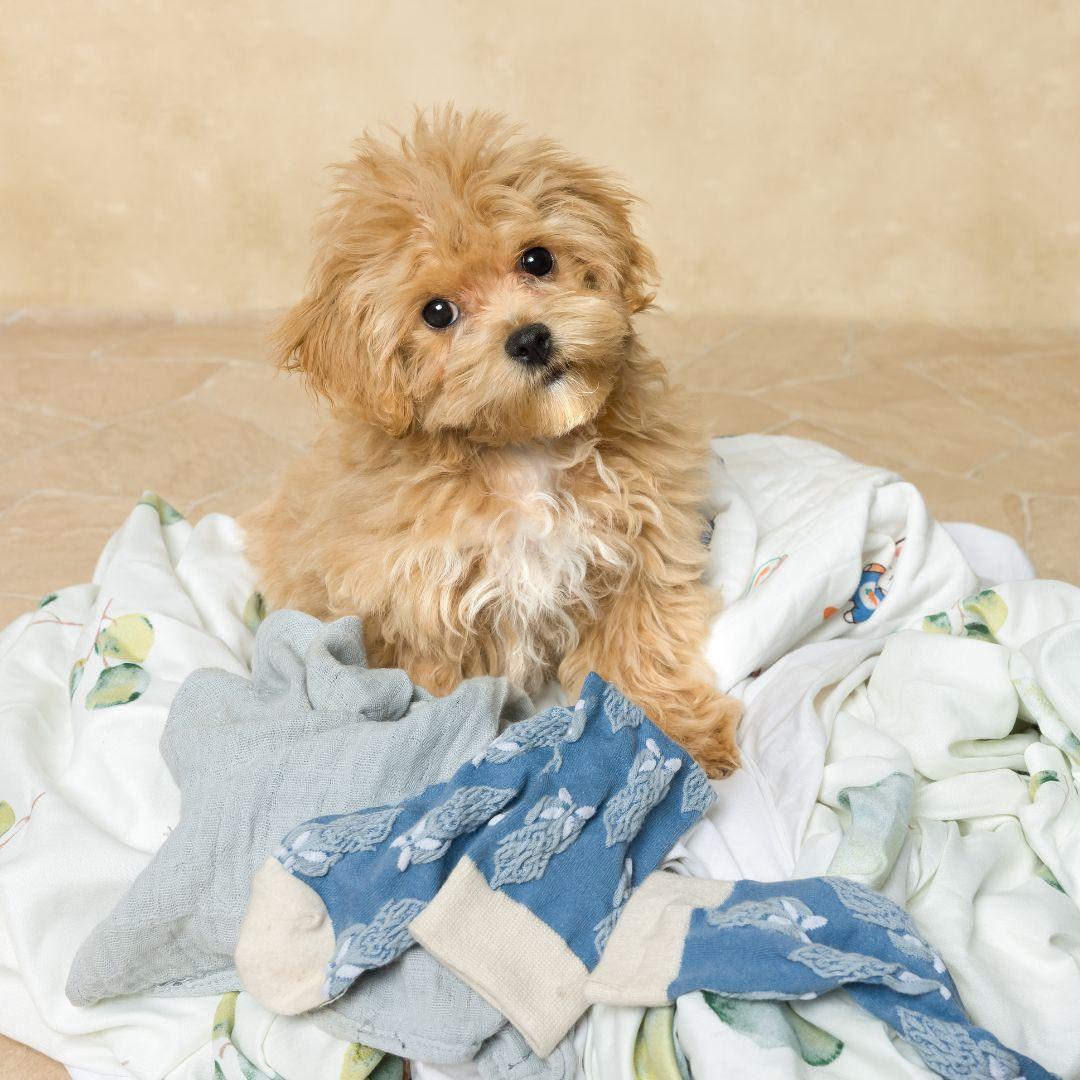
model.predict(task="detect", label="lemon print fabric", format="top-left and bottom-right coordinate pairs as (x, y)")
top-left (243, 591), bottom-right (267, 634)
top-left (138, 491), bottom-right (185, 525)
top-left (1029, 769), bottom-right (1060, 800)
top-left (340, 1043), bottom-right (405, 1080)
top-left (69, 658), bottom-right (86, 699)
top-left (211, 992), bottom-right (283, 1080)
top-left (632, 1005), bottom-right (690, 1078)
top-left (704, 994), bottom-right (844, 1067)
top-left (77, 607), bottom-right (156, 709)
top-left (921, 589), bottom-right (1008, 640)
top-left (86, 663), bottom-right (150, 709)
top-left (963, 589), bottom-right (1008, 637)
top-left (96, 613), bottom-right (154, 663)
top-left (210, 992), bottom-right (403, 1080)
top-left (0, 795), bottom-right (44, 850)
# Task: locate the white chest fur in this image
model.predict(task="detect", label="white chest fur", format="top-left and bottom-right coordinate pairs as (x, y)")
top-left (389, 445), bottom-right (624, 690)
top-left (460, 446), bottom-right (616, 688)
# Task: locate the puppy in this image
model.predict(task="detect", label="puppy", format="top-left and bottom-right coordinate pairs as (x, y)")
top-left (244, 108), bottom-right (741, 776)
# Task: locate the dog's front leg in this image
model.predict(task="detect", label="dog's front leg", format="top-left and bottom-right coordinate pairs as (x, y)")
top-left (559, 578), bottom-right (741, 778)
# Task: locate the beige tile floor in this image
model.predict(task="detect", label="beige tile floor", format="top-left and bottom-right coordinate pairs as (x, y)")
top-left (0, 310), bottom-right (1078, 1077)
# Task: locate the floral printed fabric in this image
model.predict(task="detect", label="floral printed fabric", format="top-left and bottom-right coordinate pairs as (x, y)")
top-left (266, 673), bottom-right (714, 1006)
top-left (210, 991), bottom-right (405, 1080)
top-left (666, 877), bottom-right (1058, 1079)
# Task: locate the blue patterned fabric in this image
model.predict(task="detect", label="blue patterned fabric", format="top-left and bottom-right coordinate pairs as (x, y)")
top-left (669, 877), bottom-right (1058, 1079)
top-left (273, 672), bottom-right (713, 1005)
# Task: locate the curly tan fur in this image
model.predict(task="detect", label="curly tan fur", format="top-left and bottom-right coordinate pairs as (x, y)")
top-left (243, 108), bottom-right (741, 776)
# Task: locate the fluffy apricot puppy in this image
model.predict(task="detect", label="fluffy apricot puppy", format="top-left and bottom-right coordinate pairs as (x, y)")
top-left (244, 109), bottom-right (741, 775)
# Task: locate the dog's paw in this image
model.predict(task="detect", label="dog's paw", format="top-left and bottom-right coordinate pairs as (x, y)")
top-left (687, 713), bottom-right (742, 779)
top-left (637, 684), bottom-right (742, 780)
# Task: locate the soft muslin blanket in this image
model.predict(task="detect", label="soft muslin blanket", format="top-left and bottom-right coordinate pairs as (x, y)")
top-left (63, 606), bottom-right (581, 1076)
top-left (0, 435), bottom-right (1077, 1080)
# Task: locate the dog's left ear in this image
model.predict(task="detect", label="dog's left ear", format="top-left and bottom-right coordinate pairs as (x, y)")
top-left (604, 193), bottom-right (659, 314)
top-left (552, 162), bottom-right (659, 314)
top-left (617, 225), bottom-right (659, 314)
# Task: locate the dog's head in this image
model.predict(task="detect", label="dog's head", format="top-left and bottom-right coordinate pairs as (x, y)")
top-left (276, 108), bottom-right (657, 443)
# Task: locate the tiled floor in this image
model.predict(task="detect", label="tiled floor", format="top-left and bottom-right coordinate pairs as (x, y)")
top-left (0, 310), bottom-right (1078, 1076)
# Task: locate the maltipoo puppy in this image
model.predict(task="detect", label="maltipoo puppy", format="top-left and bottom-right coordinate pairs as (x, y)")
top-left (244, 108), bottom-right (740, 775)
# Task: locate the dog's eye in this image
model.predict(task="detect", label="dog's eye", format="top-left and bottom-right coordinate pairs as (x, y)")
top-left (519, 247), bottom-right (554, 277)
top-left (421, 298), bottom-right (459, 329)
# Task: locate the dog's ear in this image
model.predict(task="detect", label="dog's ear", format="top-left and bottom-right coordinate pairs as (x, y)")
top-left (548, 161), bottom-right (659, 314)
top-left (273, 289), bottom-right (414, 437)
top-left (586, 177), bottom-right (658, 314)
top-left (614, 222), bottom-right (659, 315)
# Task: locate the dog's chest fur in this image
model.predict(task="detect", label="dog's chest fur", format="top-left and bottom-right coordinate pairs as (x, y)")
top-left (430, 446), bottom-right (619, 690)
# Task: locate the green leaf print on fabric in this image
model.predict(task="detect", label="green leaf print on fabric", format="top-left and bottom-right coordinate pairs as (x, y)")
top-left (829, 772), bottom-right (914, 886)
top-left (209, 991), bottom-right (401, 1080)
top-left (366, 1056), bottom-right (404, 1080)
top-left (339, 1043), bottom-right (387, 1080)
top-left (37, 593), bottom-right (58, 609)
top-left (920, 590), bottom-right (1009, 640)
top-left (95, 613), bottom-right (155, 663)
top-left (632, 1005), bottom-right (688, 1079)
top-left (212, 991), bottom-right (238, 1041)
top-left (1013, 675), bottom-right (1080, 764)
top-left (705, 994), bottom-right (844, 1066)
top-left (69, 659), bottom-right (86, 699)
top-left (787, 1010), bottom-right (846, 1067)
top-left (86, 663), bottom-right (149, 709)
top-left (963, 589), bottom-right (1008, 635)
top-left (139, 491), bottom-right (184, 525)
top-left (243, 591), bottom-right (267, 634)
top-left (0, 794), bottom-right (44, 851)
top-left (1035, 862), bottom-right (1066, 893)
top-left (211, 992), bottom-right (283, 1080)
top-left (1029, 769), bottom-right (1061, 800)
top-left (1065, 734), bottom-right (1080, 766)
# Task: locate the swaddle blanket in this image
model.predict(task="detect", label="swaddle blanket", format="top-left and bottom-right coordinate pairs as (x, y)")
top-left (64, 602), bottom-right (585, 1076)
top-left (0, 433), bottom-right (1075, 1080)
top-left (0, 498), bottom-right (573, 1080)
top-left (65, 605), bottom-right (572, 1068)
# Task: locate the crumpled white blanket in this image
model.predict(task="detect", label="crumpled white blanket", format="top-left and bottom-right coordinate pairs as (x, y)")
top-left (0, 435), bottom-right (1073, 1080)
top-left (587, 438), bottom-right (1080, 1080)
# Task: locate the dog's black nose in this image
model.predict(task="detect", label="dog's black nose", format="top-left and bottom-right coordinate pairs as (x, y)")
top-left (504, 323), bottom-right (553, 366)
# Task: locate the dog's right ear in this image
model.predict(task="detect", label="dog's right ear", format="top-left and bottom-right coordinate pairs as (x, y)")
top-left (272, 290), bottom-right (342, 397)
top-left (273, 289), bottom-right (415, 437)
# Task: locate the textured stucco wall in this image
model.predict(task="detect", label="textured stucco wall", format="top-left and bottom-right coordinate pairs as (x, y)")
top-left (3, 1), bottom-right (1079, 325)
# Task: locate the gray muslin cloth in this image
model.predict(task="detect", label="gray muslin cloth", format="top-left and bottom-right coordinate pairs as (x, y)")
top-left (65, 609), bottom-right (576, 1076)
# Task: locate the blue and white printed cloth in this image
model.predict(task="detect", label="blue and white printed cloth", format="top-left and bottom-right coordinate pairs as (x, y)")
top-left (237, 671), bottom-right (716, 1026)
top-left (589, 873), bottom-right (1060, 1079)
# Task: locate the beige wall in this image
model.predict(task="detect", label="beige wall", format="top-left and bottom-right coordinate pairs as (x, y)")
top-left (3, 1), bottom-right (1080, 326)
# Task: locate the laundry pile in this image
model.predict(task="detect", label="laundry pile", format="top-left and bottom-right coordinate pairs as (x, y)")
top-left (0, 435), bottom-right (1077, 1080)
